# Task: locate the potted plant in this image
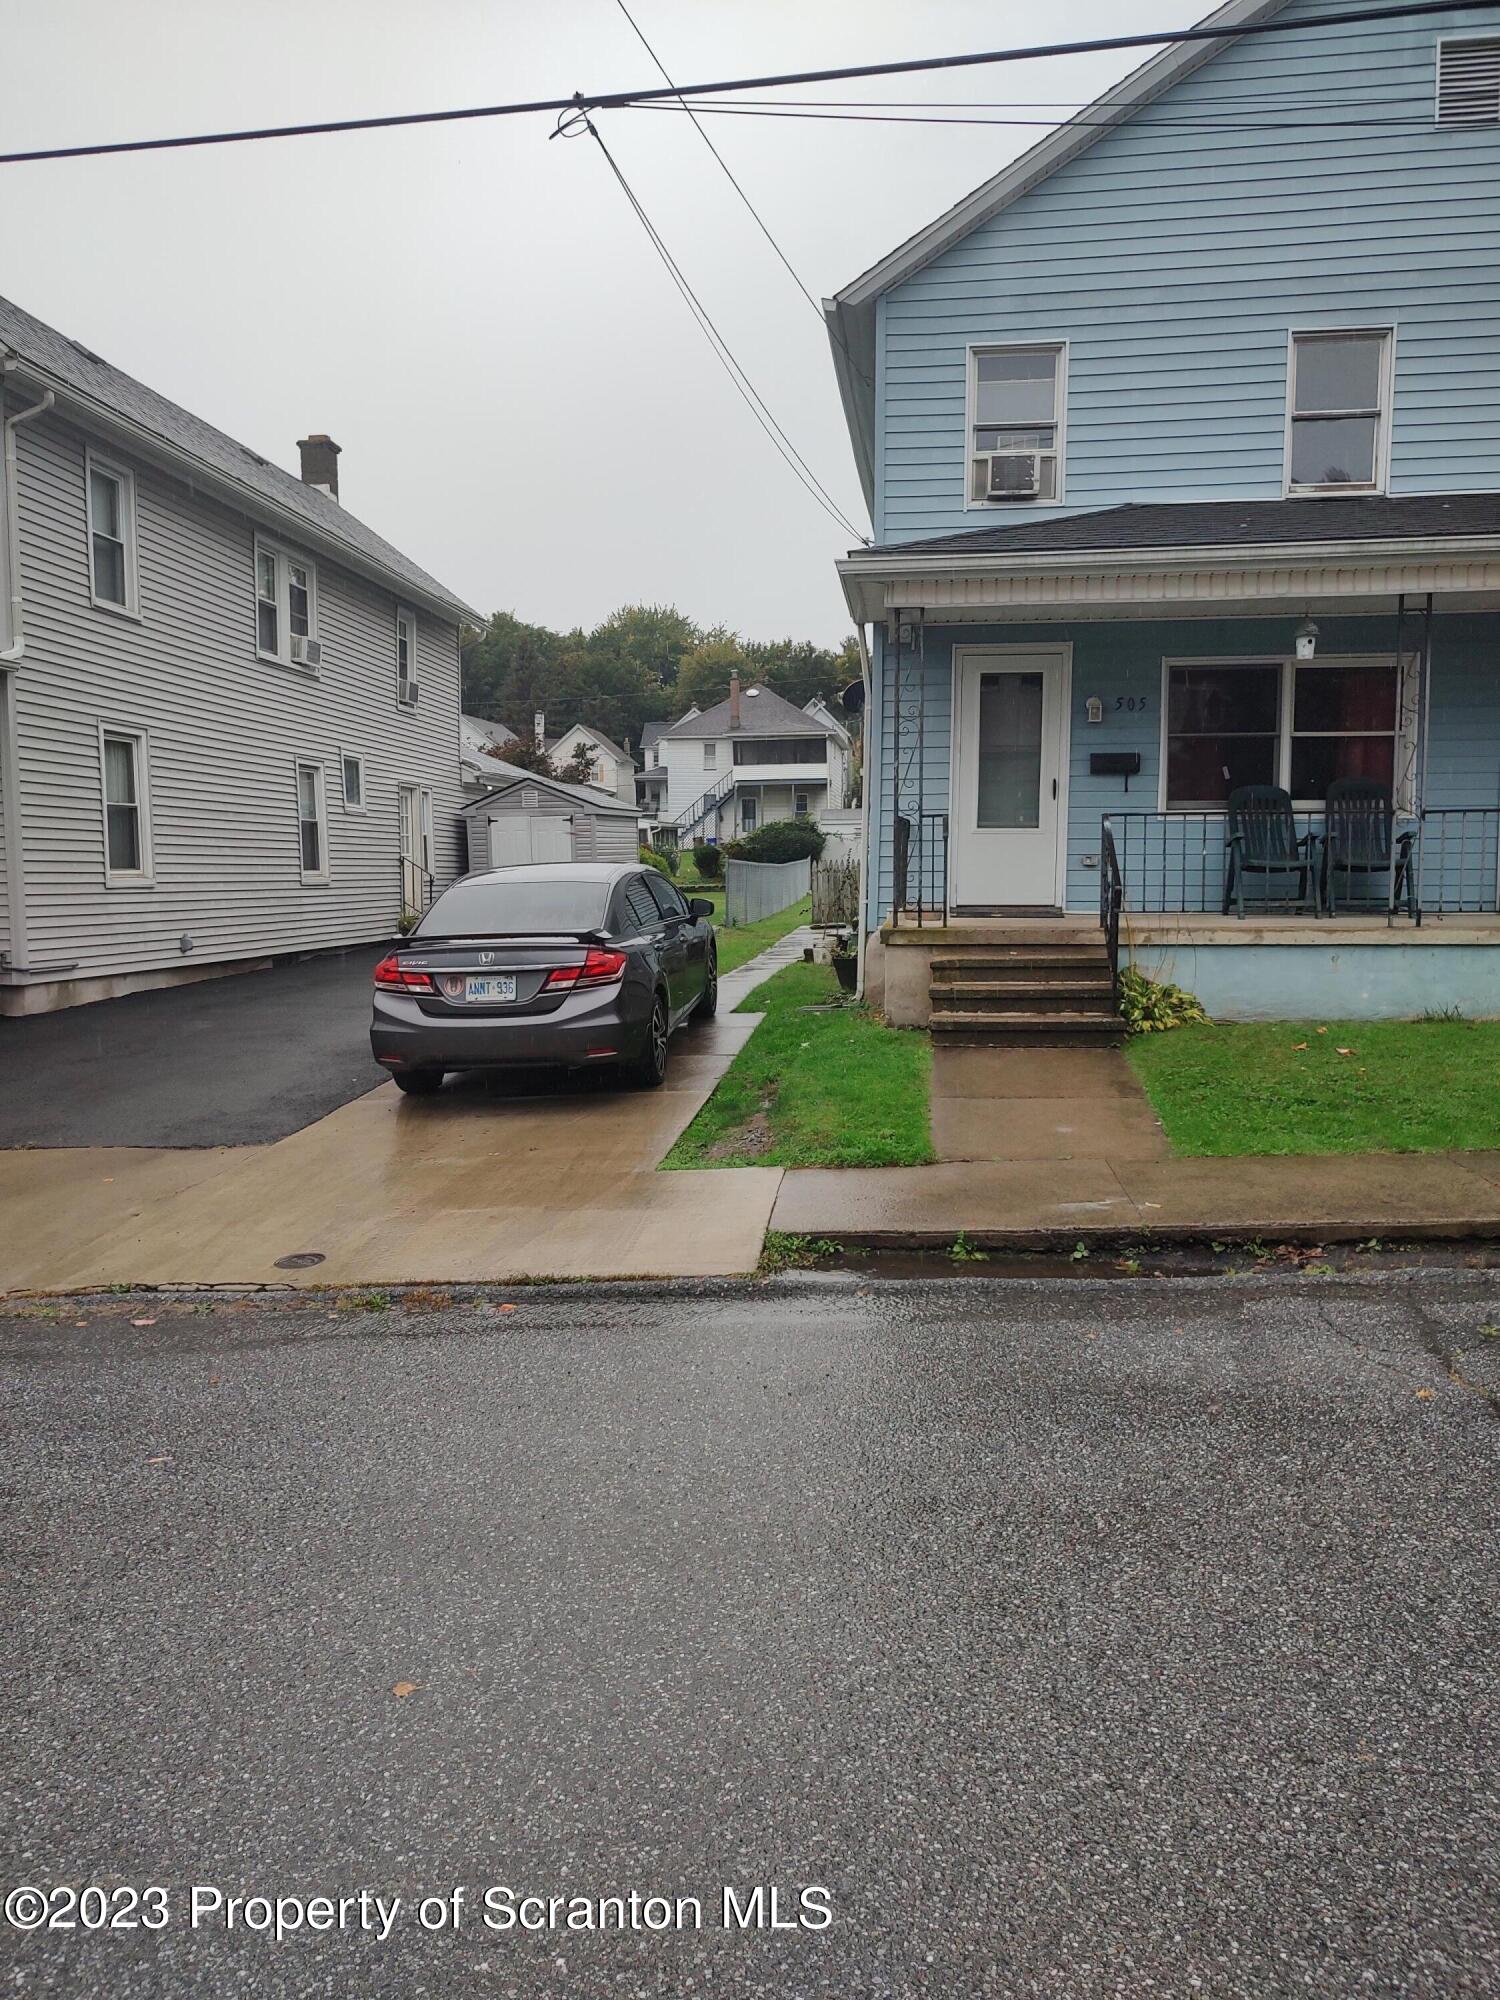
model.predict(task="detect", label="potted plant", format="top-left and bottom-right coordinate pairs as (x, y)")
top-left (830, 929), bottom-right (858, 993)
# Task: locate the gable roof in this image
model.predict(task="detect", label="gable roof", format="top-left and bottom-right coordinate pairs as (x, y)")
top-left (824, 0), bottom-right (1289, 512)
top-left (550, 721), bottom-right (632, 764)
top-left (660, 684), bottom-right (832, 740)
top-left (461, 760), bottom-right (640, 816)
top-left (0, 293), bottom-right (480, 624)
top-left (461, 714), bottom-right (519, 750)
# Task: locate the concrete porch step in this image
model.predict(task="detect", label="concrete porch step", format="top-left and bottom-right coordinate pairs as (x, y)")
top-left (930, 948), bottom-right (1108, 972)
top-left (931, 980), bottom-right (1116, 1012)
top-left (930, 1010), bottom-right (1125, 1047)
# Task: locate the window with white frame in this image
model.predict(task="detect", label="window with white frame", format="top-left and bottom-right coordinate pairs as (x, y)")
top-left (256, 538), bottom-right (318, 664)
top-left (1437, 36), bottom-right (1500, 125)
top-left (1163, 658), bottom-right (1405, 811)
top-left (969, 344), bottom-right (1064, 503)
top-left (740, 796), bottom-right (758, 832)
top-left (1287, 332), bottom-right (1391, 493)
top-left (87, 453), bottom-right (138, 614)
top-left (703, 742), bottom-right (717, 770)
top-left (396, 605), bottom-right (417, 689)
top-left (340, 752), bottom-right (365, 811)
top-left (100, 727), bottom-right (151, 882)
top-left (794, 789), bottom-right (810, 817)
top-left (295, 760), bottom-right (329, 880)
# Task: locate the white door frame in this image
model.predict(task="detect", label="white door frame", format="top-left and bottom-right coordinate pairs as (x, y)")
top-left (948, 642), bottom-right (1073, 911)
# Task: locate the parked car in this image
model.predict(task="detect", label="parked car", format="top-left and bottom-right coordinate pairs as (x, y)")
top-left (370, 862), bottom-right (717, 1094)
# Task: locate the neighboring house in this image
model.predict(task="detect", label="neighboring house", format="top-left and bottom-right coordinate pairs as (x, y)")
top-left (0, 295), bottom-right (478, 1015)
top-left (656, 679), bottom-right (851, 842)
top-left (545, 721), bottom-right (636, 800)
top-left (827, 0), bottom-right (1500, 1027)
top-left (635, 718), bottom-right (671, 827)
top-left (461, 761), bottom-right (640, 870)
top-left (461, 713), bottom-right (520, 792)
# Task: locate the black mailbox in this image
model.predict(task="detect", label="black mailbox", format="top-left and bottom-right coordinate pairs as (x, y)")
top-left (1089, 750), bottom-right (1143, 789)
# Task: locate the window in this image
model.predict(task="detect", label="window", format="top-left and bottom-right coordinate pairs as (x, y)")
top-left (86, 453), bottom-right (137, 614)
top-left (968, 344), bottom-right (1064, 504)
top-left (295, 760), bottom-right (329, 881)
top-left (740, 797), bottom-right (758, 832)
top-left (256, 538), bottom-right (318, 664)
top-left (794, 790), bottom-right (810, 817)
top-left (621, 879), bottom-right (661, 931)
top-left (1437, 36), bottom-right (1500, 125)
top-left (651, 746), bottom-right (661, 768)
top-left (396, 606), bottom-right (417, 689)
top-left (644, 873), bottom-right (687, 921)
top-left (703, 742), bottom-right (717, 770)
top-left (340, 752), bottom-right (365, 811)
top-left (100, 727), bottom-right (152, 883)
top-left (1163, 658), bottom-right (1405, 810)
top-left (1287, 332), bottom-right (1391, 493)
top-left (733, 737), bottom-right (826, 766)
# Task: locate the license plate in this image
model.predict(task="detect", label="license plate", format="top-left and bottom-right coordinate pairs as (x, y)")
top-left (459, 974), bottom-right (516, 1003)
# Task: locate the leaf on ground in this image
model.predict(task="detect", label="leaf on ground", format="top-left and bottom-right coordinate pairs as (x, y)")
top-left (1414, 1387), bottom-right (1436, 1401)
top-left (1335, 1047), bottom-right (1355, 1057)
top-left (391, 1680), bottom-right (423, 1698)
top-left (1316, 1026), bottom-right (1328, 1034)
top-left (1291, 1042), bottom-right (1309, 1051)
top-left (492, 1303), bottom-right (518, 1314)
top-left (131, 1317), bottom-right (157, 1326)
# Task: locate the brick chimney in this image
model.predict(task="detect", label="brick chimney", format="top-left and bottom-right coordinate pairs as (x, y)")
top-left (296, 434), bottom-right (341, 501)
top-left (728, 672), bottom-right (742, 730)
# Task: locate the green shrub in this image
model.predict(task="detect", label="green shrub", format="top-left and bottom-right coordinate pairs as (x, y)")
top-left (692, 842), bottom-right (723, 880)
top-left (721, 820), bottom-right (827, 864)
top-left (1118, 966), bottom-right (1209, 1035)
top-left (639, 846), bottom-right (673, 878)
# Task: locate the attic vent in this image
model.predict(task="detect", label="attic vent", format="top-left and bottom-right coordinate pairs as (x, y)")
top-left (521, 786), bottom-right (539, 807)
top-left (1437, 36), bottom-right (1500, 124)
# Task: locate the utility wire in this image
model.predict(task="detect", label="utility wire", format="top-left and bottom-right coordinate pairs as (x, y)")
top-left (631, 99), bottom-right (1463, 133)
top-left (581, 117), bottom-right (869, 545)
top-left (0, 0), bottom-right (1493, 167)
top-left (612, 0), bottom-right (825, 324)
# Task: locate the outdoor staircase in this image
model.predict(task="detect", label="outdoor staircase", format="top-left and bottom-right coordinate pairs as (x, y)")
top-left (927, 927), bottom-right (1123, 1047)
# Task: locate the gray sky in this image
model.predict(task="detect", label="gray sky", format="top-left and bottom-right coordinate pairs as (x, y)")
top-left (1, 0), bottom-right (1207, 643)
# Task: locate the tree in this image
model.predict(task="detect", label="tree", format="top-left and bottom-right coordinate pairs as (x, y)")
top-left (557, 743), bottom-right (599, 787)
top-left (502, 731), bottom-right (557, 777)
top-left (675, 635), bottom-right (748, 714)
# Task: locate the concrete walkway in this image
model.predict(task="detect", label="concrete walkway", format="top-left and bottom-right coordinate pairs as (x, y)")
top-left (0, 929), bottom-right (816, 1293)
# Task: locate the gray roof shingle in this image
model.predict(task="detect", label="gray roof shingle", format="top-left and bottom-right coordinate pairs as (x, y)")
top-left (661, 685), bottom-right (830, 740)
top-left (0, 293), bottom-right (478, 621)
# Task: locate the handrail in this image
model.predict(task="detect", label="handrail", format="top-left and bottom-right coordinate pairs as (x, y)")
top-left (674, 771), bottom-right (734, 839)
top-left (1099, 814), bottom-right (1123, 1005)
top-left (399, 852), bottom-right (435, 918)
top-left (893, 811), bottom-right (948, 927)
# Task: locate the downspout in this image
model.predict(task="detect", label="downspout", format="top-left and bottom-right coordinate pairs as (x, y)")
top-left (854, 622), bottom-right (873, 1000)
top-left (0, 365), bottom-right (55, 979)
top-left (0, 361), bottom-right (54, 664)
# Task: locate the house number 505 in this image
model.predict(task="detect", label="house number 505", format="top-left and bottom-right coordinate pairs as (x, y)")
top-left (1115, 696), bottom-right (1148, 713)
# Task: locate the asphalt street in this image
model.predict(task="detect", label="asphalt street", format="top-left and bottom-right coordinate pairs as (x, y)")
top-left (4, 1274), bottom-right (1497, 1998)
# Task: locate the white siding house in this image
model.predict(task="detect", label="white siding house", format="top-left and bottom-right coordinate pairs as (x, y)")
top-left (0, 295), bottom-right (479, 1014)
top-left (656, 680), bottom-right (851, 843)
top-left (546, 722), bottom-right (636, 801)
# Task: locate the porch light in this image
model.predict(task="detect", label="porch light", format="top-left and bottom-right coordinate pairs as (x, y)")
top-left (1295, 617), bottom-right (1320, 661)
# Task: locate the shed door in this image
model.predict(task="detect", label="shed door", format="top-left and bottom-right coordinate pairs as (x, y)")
top-left (531, 816), bottom-right (572, 863)
top-left (488, 814), bottom-right (573, 867)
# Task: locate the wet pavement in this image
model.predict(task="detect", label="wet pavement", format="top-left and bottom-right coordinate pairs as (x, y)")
top-left (5, 1273), bottom-right (1496, 1998)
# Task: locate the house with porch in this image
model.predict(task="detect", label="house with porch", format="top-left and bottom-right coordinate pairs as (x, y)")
top-left (652, 679), bottom-right (852, 844)
top-left (827, 0), bottom-right (1500, 1036)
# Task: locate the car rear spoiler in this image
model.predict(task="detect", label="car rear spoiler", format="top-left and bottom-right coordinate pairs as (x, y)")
top-left (387, 929), bottom-right (613, 949)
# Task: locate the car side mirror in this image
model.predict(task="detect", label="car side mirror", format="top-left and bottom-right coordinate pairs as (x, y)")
top-left (688, 898), bottom-right (714, 919)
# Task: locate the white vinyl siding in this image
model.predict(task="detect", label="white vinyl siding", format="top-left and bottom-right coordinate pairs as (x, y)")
top-left (99, 725), bottom-right (152, 884)
top-left (86, 452), bottom-right (138, 616)
top-left (295, 760), bottom-right (329, 883)
top-left (255, 535), bottom-right (318, 668)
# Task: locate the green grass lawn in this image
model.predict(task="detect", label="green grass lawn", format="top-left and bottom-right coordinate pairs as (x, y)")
top-left (713, 894), bottom-right (812, 974)
top-left (1128, 1019), bottom-right (1500, 1156)
top-left (663, 960), bottom-right (934, 1170)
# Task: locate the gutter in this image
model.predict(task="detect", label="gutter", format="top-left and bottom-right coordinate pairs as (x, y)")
top-left (853, 623), bottom-right (873, 1002)
top-left (0, 362), bottom-right (54, 663)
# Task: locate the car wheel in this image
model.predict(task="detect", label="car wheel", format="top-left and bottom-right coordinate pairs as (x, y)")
top-left (628, 993), bottom-right (670, 1089)
top-left (696, 949), bottom-right (718, 1019)
top-left (392, 1068), bottom-right (444, 1095)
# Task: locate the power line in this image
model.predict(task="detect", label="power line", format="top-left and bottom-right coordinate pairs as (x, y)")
top-left (0, 0), bottom-right (1492, 167)
top-left (612, 0), bottom-right (825, 323)
top-left (580, 117), bottom-right (869, 545)
top-left (632, 98), bottom-right (1458, 134)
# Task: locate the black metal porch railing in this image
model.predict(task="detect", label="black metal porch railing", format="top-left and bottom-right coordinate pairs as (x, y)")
top-left (399, 854), bottom-right (435, 921)
top-left (1099, 814), bottom-right (1123, 1004)
top-left (894, 812), bottom-right (949, 928)
top-left (1100, 807), bottom-right (1500, 925)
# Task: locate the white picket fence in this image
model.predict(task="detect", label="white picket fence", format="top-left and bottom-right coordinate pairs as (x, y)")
top-left (724, 856), bottom-right (811, 926)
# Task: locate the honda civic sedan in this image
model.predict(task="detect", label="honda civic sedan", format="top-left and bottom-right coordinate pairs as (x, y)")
top-left (370, 861), bottom-right (717, 1094)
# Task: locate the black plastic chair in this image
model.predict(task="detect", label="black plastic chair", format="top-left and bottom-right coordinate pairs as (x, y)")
top-left (1223, 785), bottom-right (1319, 917)
top-left (1321, 777), bottom-right (1416, 919)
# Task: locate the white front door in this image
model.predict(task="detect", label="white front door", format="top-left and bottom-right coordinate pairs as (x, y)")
top-left (952, 646), bottom-right (1069, 910)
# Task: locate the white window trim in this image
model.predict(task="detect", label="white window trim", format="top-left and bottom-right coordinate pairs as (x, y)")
top-left (85, 449), bottom-right (140, 619)
top-left (963, 339), bottom-right (1068, 511)
top-left (703, 742), bottom-right (717, 770)
top-left (1435, 33), bottom-right (1500, 126)
top-left (255, 535), bottom-right (320, 669)
top-left (99, 723), bottom-right (154, 886)
top-left (294, 758), bottom-right (331, 884)
top-left (339, 749), bottom-right (367, 814)
top-left (396, 603), bottom-right (418, 689)
top-left (1156, 653), bottom-right (1417, 815)
top-left (1283, 327), bottom-right (1395, 499)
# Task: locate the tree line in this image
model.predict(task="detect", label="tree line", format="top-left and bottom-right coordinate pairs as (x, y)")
top-left (461, 603), bottom-right (860, 757)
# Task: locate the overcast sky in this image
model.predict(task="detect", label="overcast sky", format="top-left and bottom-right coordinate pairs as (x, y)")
top-left (1, 0), bottom-right (1209, 643)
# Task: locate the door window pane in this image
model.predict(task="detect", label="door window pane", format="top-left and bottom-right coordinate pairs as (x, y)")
top-left (976, 671), bottom-right (1043, 829)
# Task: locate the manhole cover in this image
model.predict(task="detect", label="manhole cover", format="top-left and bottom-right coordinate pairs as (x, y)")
top-left (273, 1252), bottom-right (327, 1270)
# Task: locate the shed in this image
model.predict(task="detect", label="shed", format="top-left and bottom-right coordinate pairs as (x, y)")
top-left (460, 761), bottom-right (640, 873)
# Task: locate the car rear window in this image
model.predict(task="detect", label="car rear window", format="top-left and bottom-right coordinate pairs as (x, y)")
top-left (415, 878), bottom-right (610, 937)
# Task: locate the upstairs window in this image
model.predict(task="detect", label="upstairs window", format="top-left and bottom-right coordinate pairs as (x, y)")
top-left (1437, 37), bottom-right (1500, 125)
top-left (1287, 331), bottom-right (1391, 494)
top-left (703, 742), bottom-right (717, 770)
top-left (968, 344), bottom-right (1064, 504)
top-left (396, 606), bottom-right (417, 688)
top-left (86, 452), bottom-right (138, 614)
top-left (256, 537), bottom-right (319, 665)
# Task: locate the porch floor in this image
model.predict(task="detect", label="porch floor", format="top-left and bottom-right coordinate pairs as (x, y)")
top-left (889, 911), bottom-right (1500, 947)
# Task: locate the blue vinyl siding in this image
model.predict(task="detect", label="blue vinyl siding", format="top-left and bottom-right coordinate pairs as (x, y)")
top-left (876, 0), bottom-right (1500, 542)
top-left (865, 613), bottom-right (1500, 927)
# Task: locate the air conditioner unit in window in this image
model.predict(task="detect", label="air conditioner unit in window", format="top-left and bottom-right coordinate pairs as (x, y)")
top-left (984, 451), bottom-right (1043, 501)
top-left (289, 636), bottom-right (322, 666)
top-left (398, 679), bottom-right (420, 708)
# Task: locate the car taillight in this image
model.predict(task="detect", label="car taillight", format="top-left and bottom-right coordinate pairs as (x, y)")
top-left (543, 947), bottom-right (628, 991)
top-left (373, 953), bottom-right (434, 992)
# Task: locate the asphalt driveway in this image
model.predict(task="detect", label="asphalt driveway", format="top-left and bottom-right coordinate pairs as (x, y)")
top-left (3, 1273), bottom-right (1496, 1997)
top-left (0, 951), bottom-right (387, 1148)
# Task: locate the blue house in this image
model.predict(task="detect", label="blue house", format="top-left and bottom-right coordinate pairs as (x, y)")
top-left (827, 0), bottom-right (1500, 1032)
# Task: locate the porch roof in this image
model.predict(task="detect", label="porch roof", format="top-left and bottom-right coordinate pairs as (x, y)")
top-left (839, 492), bottom-right (1500, 627)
